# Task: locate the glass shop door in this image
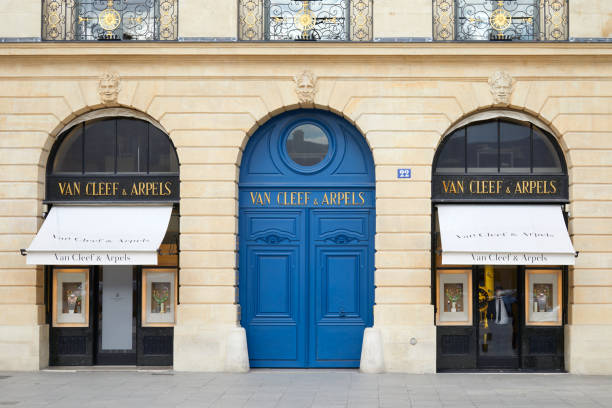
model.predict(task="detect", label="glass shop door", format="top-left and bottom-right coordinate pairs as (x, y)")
top-left (95, 265), bottom-right (137, 365)
top-left (477, 265), bottom-right (520, 369)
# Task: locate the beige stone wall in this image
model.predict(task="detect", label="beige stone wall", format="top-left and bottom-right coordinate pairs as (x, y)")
top-left (570, 0), bottom-right (612, 38)
top-left (0, 43), bottom-right (610, 373)
top-left (179, 0), bottom-right (238, 39)
top-left (373, 0), bottom-right (433, 39)
top-left (0, 0), bottom-right (40, 38)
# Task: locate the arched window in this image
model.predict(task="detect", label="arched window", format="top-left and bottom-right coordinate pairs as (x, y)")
top-left (50, 117), bottom-right (179, 176)
top-left (434, 118), bottom-right (566, 176)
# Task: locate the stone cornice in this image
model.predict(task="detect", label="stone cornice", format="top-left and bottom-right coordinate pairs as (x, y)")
top-left (0, 42), bottom-right (611, 59)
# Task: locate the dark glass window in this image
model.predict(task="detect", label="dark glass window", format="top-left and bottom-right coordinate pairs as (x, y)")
top-left (286, 124), bottom-right (330, 166)
top-left (149, 126), bottom-right (179, 173)
top-left (52, 126), bottom-right (83, 174)
top-left (500, 121), bottom-right (530, 173)
top-left (436, 129), bottom-right (465, 174)
top-left (467, 121), bottom-right (498, 173)
top-left (117, 119), bottom-right (148, 173)
top-left (434, 118), bottom-right (565, 175)
top-left (533, 128), bottom-right (563, 174)
top-left (84, 120), bottom-right (116, 173)
top-left (50, 117), bottom-right (178, 176)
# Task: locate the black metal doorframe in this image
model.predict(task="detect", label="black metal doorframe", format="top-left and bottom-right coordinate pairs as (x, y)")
top-left (48, 265), bottom-right (174, 366)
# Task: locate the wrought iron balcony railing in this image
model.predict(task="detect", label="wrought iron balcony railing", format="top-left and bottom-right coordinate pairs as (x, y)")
top-left (42, 0), bottom-right (178, 41)
top-left (239, 0), bottom-right (373, 41)
top-left (433, 0), bottom-right (568, 41)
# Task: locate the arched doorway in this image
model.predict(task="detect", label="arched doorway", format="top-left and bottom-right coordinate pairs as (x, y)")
top-left (239, 110), bottom-right (375, 368)
top-left (28, 114), bottom-right (179, 366)
top-left (432, 114), bottom-right (574, 371)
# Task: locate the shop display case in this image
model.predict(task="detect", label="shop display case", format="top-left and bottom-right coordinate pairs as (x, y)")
top-left (142, 268), bottom-right (177, 327)
top-left (52, 268), bottom-right (89, 327)
top-left (436, 269), bottom-right (472, 325)
top-left (525, 269), bottom-right (562, 326)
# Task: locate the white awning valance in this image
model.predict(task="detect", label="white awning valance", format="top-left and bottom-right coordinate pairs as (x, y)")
top-left (437, 204), bottom-right (576, 266)
top-left (26, 205), bottom-right (172, 265)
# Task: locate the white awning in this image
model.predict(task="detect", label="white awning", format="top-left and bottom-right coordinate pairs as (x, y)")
top-left (26, 205), bottom-right (172, 265)
top-left (437, 204), bottom-right (576, 266)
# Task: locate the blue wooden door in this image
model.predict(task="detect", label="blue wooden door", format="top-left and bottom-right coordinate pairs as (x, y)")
top-left (240, 209), bottom-right (307, 365)
top-left (239, 110), bottom-right (375, 368)
top-left (309, 209), bottom-right (373, 367)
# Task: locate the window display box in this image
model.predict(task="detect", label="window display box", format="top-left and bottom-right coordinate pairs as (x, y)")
top-left (142, 268), bottom-right (177, 327)
top-left (52, 268), bottom-right (89, 327)
top-left (525, 269), bottom-right (562, 326)
top-left (436, 269), bottom-right (472, 326)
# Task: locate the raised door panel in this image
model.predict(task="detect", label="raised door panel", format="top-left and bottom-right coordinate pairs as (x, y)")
top-left (240, 210), bottom-right (306, 367)
top-left (309, 210), bottom-right (373, 367)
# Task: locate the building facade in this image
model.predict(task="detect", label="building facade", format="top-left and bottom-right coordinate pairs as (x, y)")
top-left (0, 0), bottom-right (611, 374)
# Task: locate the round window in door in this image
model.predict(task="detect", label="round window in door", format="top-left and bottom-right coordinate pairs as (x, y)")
top-left (239, 109), bottom-right (375, 368)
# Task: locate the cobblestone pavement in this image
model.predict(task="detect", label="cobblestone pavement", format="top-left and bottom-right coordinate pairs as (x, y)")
top-left (1, 369), bottom-right (612, 408)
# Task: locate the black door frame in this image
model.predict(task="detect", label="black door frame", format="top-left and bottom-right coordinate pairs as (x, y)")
top-left (47, 265), bottom-right (174, 366)
top-left (433, 207), bottom-right (568, 372)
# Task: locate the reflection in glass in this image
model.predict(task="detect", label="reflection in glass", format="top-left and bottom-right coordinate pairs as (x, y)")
top-left (85, 120), bottom-right (116, 173)
top-left (478, 266), bottom-right (519, 359)
top-left (286, 124), bottom-right (329, 166)
top-left (435, 130), bottom-right (465, 174)
top-left (500, 121), bottom-right (530, 173)
top-left (117, 119), bottom-right (147, 173)
top-left (149, 126), bottom-right (179, 173)
top-left (53, 126), bottom-right (83, 173)
top-left (533, 128), bottom-right (563, 173)
top-left (467, 121), bottom-right (498, 173)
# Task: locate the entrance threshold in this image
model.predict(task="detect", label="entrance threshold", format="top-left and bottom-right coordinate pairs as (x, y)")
top-left (438, 369), bottom-right (566, 374)
top-left (43, 366), bottom-right (172, 373)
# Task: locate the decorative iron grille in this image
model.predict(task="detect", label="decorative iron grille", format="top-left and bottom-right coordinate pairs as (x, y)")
top-left (239, 0), bottom-right (372, 41)
top-left (42, 0), bottom-right (178, 41)
top-left (433, 0), bottom-right (568, 41)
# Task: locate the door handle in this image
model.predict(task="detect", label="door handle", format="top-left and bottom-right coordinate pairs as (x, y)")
top-left (339, 308), bottom-right (346, 318)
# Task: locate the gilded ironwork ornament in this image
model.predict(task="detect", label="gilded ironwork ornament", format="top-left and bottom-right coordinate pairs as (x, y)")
top-left (488, 71), bottom-right (514, 105)
top-left (42, 0), bottom-right (177, 41)
top-left (98, 8), bottom-right (121, 31)
top-left (238, 0), bottom-right (372, 41)
top-left (434, 0), bottom-right (567, 41)
top-left (98, 73), bottom-right (121, 104)
top-left (294, 71), bottom-right (317, 104)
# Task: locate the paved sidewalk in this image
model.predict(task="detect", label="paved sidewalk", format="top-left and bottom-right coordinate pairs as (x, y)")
top-left (1, 369), bottom-right (612, 408)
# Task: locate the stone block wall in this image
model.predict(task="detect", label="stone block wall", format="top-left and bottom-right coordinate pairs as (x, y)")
top-left (0, 44), bottom-right (610, 373)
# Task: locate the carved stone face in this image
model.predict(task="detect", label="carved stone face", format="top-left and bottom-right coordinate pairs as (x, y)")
top-left (294, 71), bottom-right (316, 104)
top-left (489, 71), bottom-right (513, 105)
top-left (99, 74), bottom-right (120, 104)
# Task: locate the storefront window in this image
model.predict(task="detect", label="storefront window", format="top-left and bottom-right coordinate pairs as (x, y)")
top-left (434, 118), bottom-right (565, 175)
top-left (52, 268), bottom-right (89, 327)
top-left (436, 269), bottom-right (472, 325)
top-left (142, 269), bottom-right (177, 326)
top-left (525, 269), bottom-right (562, 325)
top-left (432, 114), bottom-right (570, 371)
top-left (51, 118), bottom-right (179, 176)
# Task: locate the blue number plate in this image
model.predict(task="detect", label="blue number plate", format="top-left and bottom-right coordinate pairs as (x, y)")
top-left (397, 168), bottom-right (411, 179)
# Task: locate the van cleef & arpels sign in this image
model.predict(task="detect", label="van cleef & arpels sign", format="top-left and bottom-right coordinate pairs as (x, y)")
top-left (46, 175), bottom-right (179, 203)
top-left (432, 175), bottom-right (568, 202)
